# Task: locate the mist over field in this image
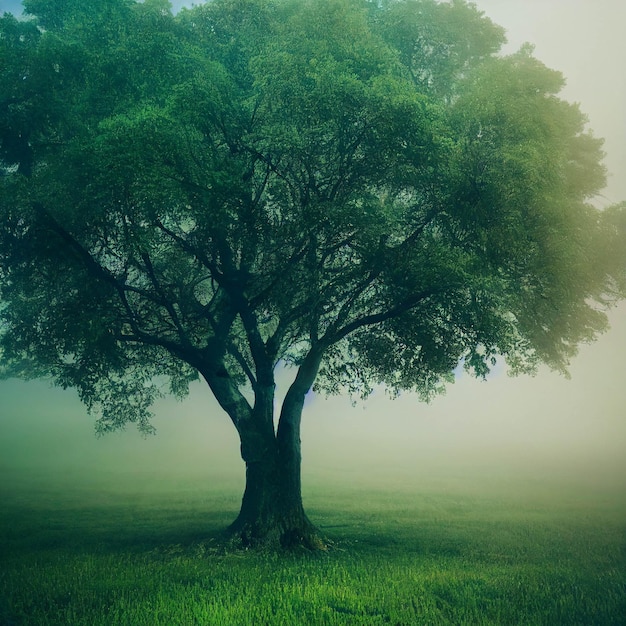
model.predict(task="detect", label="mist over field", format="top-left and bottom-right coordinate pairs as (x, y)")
top-left (1, 0), bottom-right (625, 507)
top-left (2, 304), bottom-right (625, 505)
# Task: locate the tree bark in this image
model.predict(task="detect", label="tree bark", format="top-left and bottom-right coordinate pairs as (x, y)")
top-left (227, 439), bottom-right (323, 549)
top-left (200, 354), bottom-right (325, 549)
top-left (227, 382), bottom-right (324, 549)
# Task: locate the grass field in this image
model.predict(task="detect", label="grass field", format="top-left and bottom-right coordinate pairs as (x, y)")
top-left (1, 467), bottom-right (624, 626)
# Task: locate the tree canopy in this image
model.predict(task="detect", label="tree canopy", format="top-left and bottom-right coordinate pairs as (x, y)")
top-left (1, 0), bottom-right (624, 546)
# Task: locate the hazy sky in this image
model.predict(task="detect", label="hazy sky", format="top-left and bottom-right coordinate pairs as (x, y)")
top-left (1, 0), bottom-right (625, 491)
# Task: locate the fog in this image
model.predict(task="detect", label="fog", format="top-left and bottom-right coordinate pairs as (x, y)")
top-left (1, 0), bottom-right (625, 503)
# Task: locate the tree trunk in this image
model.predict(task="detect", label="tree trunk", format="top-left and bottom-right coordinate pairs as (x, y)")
top-left (228, 368), bottom-right (325, 549)
top-left (227, 442), bottom-right (323, 549)
top-left (200, 356), bottom-right (325, 549)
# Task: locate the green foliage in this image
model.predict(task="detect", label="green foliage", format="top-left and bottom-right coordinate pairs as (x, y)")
top-left (1, 0), bottom-right (624, 431)
top-left (375, 0), bottom-right (507, 99)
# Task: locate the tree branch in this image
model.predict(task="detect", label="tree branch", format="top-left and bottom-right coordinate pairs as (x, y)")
top-left (36, 205), bottom-right (198, 356)
top-left (139, 251), bottom-right (191, 347)
top-left (326, 288), bottom-right (438, 346)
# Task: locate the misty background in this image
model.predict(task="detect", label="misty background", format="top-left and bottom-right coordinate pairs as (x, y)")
top-left (1, 0), bottom-right (625, 501)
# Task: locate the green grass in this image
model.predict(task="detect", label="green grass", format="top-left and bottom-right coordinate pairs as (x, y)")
top-left (1, 470), bottom-right (625, 625)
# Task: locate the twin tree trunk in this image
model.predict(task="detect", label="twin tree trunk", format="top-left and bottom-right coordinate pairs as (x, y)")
top-left (230, 404), bottom-right (319, 549)
top-left (201, 354), bottom-right (325, 549)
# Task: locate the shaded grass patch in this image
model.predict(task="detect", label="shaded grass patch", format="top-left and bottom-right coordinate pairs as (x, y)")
top-left (1, 470), bottom-right (625, 625)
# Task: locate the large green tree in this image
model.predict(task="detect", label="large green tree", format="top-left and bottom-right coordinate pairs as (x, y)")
top-left (1, 0), bottom-right (624, 548)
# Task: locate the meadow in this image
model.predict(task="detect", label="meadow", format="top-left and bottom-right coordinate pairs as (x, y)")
top-left (1, 466), bottom-right (624, 626)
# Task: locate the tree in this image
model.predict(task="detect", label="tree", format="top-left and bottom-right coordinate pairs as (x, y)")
top-left (1, 0), bottom-right (624, 549)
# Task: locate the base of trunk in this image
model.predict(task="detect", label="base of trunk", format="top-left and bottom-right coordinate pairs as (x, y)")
top-left (226, 509), bottom-right (327, 550)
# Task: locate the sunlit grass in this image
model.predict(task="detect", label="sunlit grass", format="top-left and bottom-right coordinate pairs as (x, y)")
top-left (1, 470), bottom-right (624, 625)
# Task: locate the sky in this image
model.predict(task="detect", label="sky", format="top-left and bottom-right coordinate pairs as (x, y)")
top-left (1, 0), bottom-right (625, 496)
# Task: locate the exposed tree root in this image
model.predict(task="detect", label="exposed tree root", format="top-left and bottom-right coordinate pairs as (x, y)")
top-left (225, 513), bottom-right (329, 551)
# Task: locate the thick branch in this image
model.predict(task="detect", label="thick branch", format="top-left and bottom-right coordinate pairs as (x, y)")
top-left (38, 206), bottom-right (190, 344)
top-left (198, 361), bottom-right (253, 432)
top-left (326, 288), bottom-right (438, 345)
top-left (277, 348), bottom-right (323, 434)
